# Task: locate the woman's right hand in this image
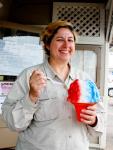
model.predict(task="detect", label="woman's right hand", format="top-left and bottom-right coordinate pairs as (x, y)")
top-left (29, 70), bottom-right (47, 103)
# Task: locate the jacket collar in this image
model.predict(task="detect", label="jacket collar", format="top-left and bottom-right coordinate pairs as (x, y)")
top-left (43, 58), bottom-right (75, 81)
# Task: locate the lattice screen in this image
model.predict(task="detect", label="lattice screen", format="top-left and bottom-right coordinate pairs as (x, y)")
top-left (53, 2), bottom-right (105, 45)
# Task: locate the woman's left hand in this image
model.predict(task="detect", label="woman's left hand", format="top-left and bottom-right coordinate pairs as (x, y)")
top-left (80, 104), bottom-right (97, 126)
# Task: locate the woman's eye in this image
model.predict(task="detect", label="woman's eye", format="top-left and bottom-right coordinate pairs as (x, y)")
top-left (56, 38), bottom-right (74, 42)
top-left (68, 39), bottom-right (74, 42)
top-left (57, 38), bottom-right (64, 41)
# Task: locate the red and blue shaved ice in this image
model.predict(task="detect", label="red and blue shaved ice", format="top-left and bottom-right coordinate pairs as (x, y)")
top-left (67, 79), bottom-right (100, 104)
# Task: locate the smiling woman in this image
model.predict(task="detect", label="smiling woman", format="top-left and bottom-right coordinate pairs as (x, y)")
top-left (1, 20), bottom-right (105, 150)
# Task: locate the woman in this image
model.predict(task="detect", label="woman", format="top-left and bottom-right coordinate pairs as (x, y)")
top-left (2, 20), bottom-right (104, 150)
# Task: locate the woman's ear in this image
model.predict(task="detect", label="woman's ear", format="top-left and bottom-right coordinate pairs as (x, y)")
top-left (46, 44), bottom-right (50, 50)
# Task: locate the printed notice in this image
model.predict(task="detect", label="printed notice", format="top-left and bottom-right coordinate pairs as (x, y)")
top-left (0, 36), bottom-right (44, 75)
top-left (0, 81), bottom-right (14, 113)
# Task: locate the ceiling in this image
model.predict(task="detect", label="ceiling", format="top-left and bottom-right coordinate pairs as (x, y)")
top-left (0, 0), bottom-right (112, 41)
top-left (0, 0), bottom-right (108, 25)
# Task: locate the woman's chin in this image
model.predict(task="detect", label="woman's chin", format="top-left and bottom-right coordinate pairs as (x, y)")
top-left (59, 57), bottom-right (70, 63)
top-left (59, 54), bottom-right (71, 60)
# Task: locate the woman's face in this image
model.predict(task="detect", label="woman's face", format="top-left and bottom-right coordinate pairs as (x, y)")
top-left (47, 28), bottom-right (75, 63)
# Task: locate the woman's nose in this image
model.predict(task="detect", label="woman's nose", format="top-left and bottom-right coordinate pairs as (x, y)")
top-left (63, 40), bottom-right (69, 47)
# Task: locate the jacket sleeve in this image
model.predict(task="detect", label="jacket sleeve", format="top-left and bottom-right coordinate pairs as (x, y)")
top-left (78, 70), bottom-right (106, 136)
top-left (87, 100), bottom-right (106, 136)
top-left (1, 69), bottom-right (38, 132)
